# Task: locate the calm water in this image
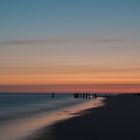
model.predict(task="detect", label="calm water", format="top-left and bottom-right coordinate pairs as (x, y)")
top-left (0, 93), bottom-right (92, 140)
top-left (0, 93), bottom-right (78, 121)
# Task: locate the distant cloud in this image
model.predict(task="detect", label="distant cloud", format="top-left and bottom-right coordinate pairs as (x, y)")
top-left (0, 40), bottom-right (47, 45)
top-left (0, 38), bottom-right (129, 45)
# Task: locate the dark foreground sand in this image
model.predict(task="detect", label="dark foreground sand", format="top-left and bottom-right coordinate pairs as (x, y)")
top-left (34, 94), bottom-right (140, 140)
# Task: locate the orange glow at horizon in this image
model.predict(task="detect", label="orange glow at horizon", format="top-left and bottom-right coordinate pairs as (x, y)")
top-left (0, 39), bottom-right (140, 93)
top-left (0, 71), bottom-right (140, 93)
top-left (0, 70), bottom-right (140, 85)
top-left (0, 84), bottom-right (140, 93)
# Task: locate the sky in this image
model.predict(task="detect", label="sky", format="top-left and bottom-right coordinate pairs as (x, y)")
top-left (0, 0), bottom-right (140, 93)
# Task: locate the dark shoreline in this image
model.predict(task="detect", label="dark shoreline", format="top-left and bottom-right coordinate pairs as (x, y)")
top-left (33, 94), bottom-right (140, 140)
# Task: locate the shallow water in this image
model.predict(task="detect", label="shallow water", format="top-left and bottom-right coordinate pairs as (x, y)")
top-left (0, 93), bottom-right (100, 140)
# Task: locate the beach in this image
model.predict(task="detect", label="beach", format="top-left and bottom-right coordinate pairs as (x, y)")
top-left (33, 94), bottom-right (140, 140)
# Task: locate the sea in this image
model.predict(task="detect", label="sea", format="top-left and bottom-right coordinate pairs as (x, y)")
top-left (0, 93), bottom-right (97, 140)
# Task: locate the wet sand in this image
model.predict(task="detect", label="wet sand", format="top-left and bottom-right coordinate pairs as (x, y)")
top-left (25, 97), bottom-right (104, 140)
top-left (34, 94), bottom-right (140, 140)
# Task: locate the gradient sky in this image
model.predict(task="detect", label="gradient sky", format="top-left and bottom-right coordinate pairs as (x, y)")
top-left (0, 0), bottom-right (140, 93)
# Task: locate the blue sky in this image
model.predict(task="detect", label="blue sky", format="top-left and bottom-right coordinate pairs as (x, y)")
top-left (0, 0), bottom-right (140, 41)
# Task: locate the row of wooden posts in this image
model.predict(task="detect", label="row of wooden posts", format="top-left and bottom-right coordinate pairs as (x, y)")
top-left (51, 93), bottom-right (97, 99)
top-left (74, 93), bottom-right (97, 99)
